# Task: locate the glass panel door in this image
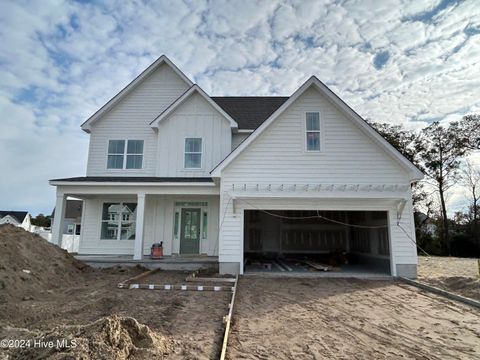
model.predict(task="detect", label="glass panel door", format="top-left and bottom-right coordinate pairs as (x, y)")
top-left (180, 208), bottom-right (201, 254)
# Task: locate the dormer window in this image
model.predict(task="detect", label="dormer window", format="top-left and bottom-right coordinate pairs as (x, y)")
top-left (184, 138), bottom-right (202, 169)
top-left (107, 140), bottom-right (144, 169)
top-left (305, 112), bottom-right (321, 152)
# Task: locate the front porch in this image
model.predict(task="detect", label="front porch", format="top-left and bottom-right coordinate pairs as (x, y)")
top-left (75, 254), bottom-right (219, 271)
top-left (49, 177), bottom-right (221, 261)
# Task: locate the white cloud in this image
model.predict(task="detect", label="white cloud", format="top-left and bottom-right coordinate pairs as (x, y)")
top-left (0, 0), bottom-right (479, 215)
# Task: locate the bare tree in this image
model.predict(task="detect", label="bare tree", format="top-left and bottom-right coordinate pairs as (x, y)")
top-left (417, 116), bottom-right (480, 254)
top-left (461, 159), bottom-right (480, 245)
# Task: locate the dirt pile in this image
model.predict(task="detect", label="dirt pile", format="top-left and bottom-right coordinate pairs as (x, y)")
top-left (0, 224), bottom-right (89, 301)
top-left (7, 315), bottom-right (174, 359)
top-left (424, 276), bottom-right (480, 301)
top-left (418, 256), bottom-right (480, 301)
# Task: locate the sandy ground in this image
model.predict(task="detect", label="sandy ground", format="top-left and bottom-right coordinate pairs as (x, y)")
top-left (418, 256), bottom-right (480, 300)
top-left (0, 268), bottom-right (230, 359)
top-left (1, 227), bottom-right (479, 359)
top-left (227, 278), bottom-right (480, 360)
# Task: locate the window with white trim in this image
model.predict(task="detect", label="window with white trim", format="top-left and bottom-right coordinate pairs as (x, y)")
top-left (305, 112), bottom-right (321, 151)
top-left (100, 202), bottom-right (137, 240)
top-left (184, 138), bottom-right (202, 169)
top-left (107, 140), bottom-right (144, 169)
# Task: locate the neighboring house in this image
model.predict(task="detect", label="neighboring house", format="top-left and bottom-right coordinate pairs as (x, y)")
top-left (51, 199), bottom-right (83, 236)
top-left (50, 55), bottom-right (423, 277)
top-left (47, 199), bottom-right (83, 253)
top-left (0, 211), bottom-right (32, 231)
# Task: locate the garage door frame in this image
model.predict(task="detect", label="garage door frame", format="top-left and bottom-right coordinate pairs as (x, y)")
top-left (234, 198), bottom-right (397, 275)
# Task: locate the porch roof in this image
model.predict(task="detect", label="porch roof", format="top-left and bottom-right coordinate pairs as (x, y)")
top-left (50, 176), bottom-right (214, 183)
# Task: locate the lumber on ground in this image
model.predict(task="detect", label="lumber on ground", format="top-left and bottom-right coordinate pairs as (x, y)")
top-left (185, 276), bottom-right (236, 283)
top-left (220, 275), bottom-right (239, 360)
top-left (301, 260), bottom-right (331, 271)
top-left (129, 283), bottom-right (234, 291)
top-left (117, 268), bottom-right (160, 289)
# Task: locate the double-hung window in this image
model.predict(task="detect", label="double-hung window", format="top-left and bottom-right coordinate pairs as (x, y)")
top-left (107, 140), bottom-right (144, 169)
top-left (305, 112), bottom-right (321, 152)
top-left (184, 138), bottom-right (202, 169)
top-left (101, 202), bottom-right (137, 240)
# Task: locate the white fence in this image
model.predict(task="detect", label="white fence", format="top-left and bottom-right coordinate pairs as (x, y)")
top-left (38, 231), bottom-right (80, 253)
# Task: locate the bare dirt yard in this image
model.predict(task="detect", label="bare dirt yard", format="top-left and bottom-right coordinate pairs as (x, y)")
top-left (228, 277), bottom-right (480, 360)
top-left (0, 225), bottom-right (230, 359)
top-left (418, 256), bottom-right (480, 301)
top-left (2, 225), bottom-right (480, 359)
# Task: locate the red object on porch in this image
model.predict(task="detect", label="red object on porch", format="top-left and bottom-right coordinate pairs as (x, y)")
top-left (151, 242), bottom-right (163, 259)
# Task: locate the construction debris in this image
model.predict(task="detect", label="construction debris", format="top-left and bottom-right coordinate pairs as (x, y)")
top-left (185, 276), bottom-right (236, 283)
top-left (129, 283), bottom-right (234, 291)
top-left (6, 315), bottom-right (175, 360)
top-left (117, 268), bottom-right (160, 288)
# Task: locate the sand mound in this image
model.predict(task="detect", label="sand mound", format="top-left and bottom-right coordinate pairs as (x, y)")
top-left (426, 276), bottom-right (480, 301)
top-left (0, 224), bottom-right (89, 301)
top-left (8, 315), bottom-right (174, 359)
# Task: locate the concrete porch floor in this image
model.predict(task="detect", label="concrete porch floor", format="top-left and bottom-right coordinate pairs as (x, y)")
top-left (75, 255), bottom-right (219, 271)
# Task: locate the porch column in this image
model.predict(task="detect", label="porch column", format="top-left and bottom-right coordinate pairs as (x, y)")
top-left (51, 192), bottom-right (67, 247)
top-left (134, 193), bottom-right (146, 260)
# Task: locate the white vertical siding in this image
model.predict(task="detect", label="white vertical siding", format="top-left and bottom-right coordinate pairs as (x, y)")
top-left (156, 93), bottom-right (232, 177)
top-left (79, 196), bottom-right (137, 254)
top-left (86, 63), bottom-right (190, 176)
top-left (388, 196), bottom-right (418, 271)
top-left (78, 194), bottom-right (219, 256)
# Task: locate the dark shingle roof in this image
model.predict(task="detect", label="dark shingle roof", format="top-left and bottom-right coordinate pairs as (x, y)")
top-left (211, 97), bottom-right (289, 130)
top-left (50, 176), bottom-right (214, 183)
top-left (0, 211), bottom-right (28, 223)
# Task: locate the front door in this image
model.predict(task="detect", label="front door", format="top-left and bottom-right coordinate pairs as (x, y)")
top-left (180, 208), bottom-right (201, 254)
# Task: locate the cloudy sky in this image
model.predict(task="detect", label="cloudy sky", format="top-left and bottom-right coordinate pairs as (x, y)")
top-left (0, 0), bottom-right (479, 216)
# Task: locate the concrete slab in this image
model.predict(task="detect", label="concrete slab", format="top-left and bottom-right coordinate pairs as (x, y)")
top-left (75, 255), bottom-right (219, 271)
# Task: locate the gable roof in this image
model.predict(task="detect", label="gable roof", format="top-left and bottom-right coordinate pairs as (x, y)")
top-left (211, 97), bottom-right (289, 130)
top-left (0, 211), bottom-right (28, 223)
top-left (150, 85), bottom-right (238, 129)
top-left (211, 76), bottom-right (424, 182)
top-left (81, 55), bottom-right (193, 133)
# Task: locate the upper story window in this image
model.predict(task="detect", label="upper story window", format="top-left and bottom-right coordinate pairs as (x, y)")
top-left (107, 140), bottom-right (144, 169)
top-left (184, 138), bottom-right (202, 169)
top-left (305, 112), bottom-right (321, 152)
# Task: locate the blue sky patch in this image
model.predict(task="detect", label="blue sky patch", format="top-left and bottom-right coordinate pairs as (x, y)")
top-left (403, 0), bottom-right (458, 23)
top-left (373, 51), bottom-right (390, 70)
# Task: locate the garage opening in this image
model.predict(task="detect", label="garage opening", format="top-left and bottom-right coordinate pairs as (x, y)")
top-left (244, 210), bottom-right (391, 275)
